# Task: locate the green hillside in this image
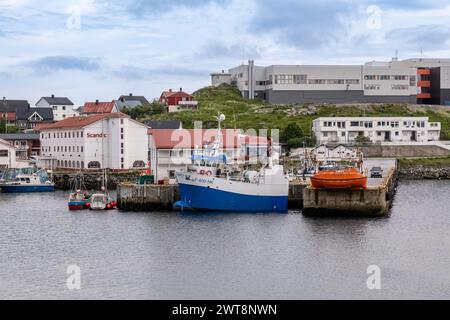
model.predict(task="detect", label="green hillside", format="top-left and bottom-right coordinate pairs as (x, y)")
top-left (141, 84), bottom-right (450, 144)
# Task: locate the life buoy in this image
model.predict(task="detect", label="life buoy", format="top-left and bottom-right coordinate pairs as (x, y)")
top-left (200, 169), bottom-right (205, 175)
top-left (206, 171), bottom-right (212, 176)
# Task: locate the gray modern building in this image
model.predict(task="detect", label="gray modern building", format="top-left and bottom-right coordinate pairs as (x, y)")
top-left (211, 58), bottom-right (450, 105)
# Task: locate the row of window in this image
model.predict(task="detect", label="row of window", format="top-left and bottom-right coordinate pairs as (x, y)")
top-left (270, 74), bottom-right (361, 85)
top-left (364, 84), bottom-right (410, 90)
top-left (323, 120), bottom-right (427, 128)
top-left (41, 131), bottom-right (84, 139)
top-left (364, 75), bottom-right (410, 81)
top-left (42, 145), bottom-right (84, 153)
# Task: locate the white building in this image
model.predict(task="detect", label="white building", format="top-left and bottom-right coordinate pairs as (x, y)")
top-left (36, 113), bottom-right (149, 170)
top-left (312, 117), bottom-right (441, 145)
top-left (0, 138), bottom-right (16, 169)
top-left (216, 58), bottom-right (450, 105)
top-left (35, 95), bottom-right (79, 121)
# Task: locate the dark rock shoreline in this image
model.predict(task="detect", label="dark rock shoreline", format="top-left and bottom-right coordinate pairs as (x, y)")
top-left (53, 173), bottom-right (140, 191)
top-left (398, 166), bottom-right (450, 180)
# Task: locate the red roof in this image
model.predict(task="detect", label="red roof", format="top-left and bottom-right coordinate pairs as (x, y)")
top-left (160, 90), bottom-right (193, 99)
top-left (149, 129), bottom-right (268, 149)
top-left (82, 101), bottom-right (116, 114)
top-left (35, 113), bottom-right (129, 131)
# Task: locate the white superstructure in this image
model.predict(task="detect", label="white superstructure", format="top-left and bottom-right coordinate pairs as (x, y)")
top-left (312, 117), bottom-right (441, 144)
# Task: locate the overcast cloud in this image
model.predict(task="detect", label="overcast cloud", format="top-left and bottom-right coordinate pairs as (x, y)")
top-left (0, 0), bottom-right (449, 105)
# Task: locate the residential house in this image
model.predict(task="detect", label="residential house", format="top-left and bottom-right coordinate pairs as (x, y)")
top-left (159, 88), bottom-right (198, 113)
top-left (115, 94), bottom-right (149, 110)
top-left (0, 133), bottom-right (40, 159)
top-left (35, 94), bottom-right (78, 121)
top-left (0, 138), bottom-right (16, 168)
top-left (0, 98), bottom-right (53, 131)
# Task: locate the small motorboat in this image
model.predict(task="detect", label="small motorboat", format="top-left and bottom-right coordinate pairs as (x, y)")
top-left (311, 167), bottom-right (367, 189)
top-left (89, 193), bottom-right (117, 211)
top-left (68, 190), bottom-right (91, 210)
top-left (0, 173), bottom-right (54, 193)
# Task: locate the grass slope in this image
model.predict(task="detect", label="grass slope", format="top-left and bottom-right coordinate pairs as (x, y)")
top-left (143, 84), bottom-right (450, 140)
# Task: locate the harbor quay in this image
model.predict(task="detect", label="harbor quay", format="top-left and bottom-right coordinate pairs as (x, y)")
top-left (116, 158), bottom-right (398, 216)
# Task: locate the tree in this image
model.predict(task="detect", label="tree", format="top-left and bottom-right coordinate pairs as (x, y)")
top-left (0, 118), bottom-right (19, 133)
top-left (354, 135), bottom-right (372, 145)
top-left (121, 100), bottom-right (166, 120)
top-left (281, 123), bottom-right (316, 149)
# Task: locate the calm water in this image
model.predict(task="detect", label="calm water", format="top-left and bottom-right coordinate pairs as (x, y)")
top-left (1, 180), bottom-right (450, 300)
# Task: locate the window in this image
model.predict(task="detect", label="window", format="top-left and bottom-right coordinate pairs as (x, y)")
top-left (410, 76), bottom-right (416, 86)
top-left (52, 106), bottom-right (57, 110)
top-left (345, 79), bottom-right (360, 84)
top-left (364, 84), bottom-right (380, 90)
top-left (81, 146), bottom-right (83, 152)
top-left (62, 106), bottom-right (66, 110)
top-left (120, 128), bottom-right (124, 133)
top-left (379, 75), bottom-right (390, 80)
top-left (308, 79), bottom-right (327, 84)
top-left (0, 150), bottom-right (8, 157)
top-left (274, 74), bottom-right (294, 84)
top-left (350, 121), bottom-right (360, 127)
top-left (120, 119), bottom-right (124, 125)
top-left (293, 75), bottom-right (307, 84)
top-left (364, 75), bottom-right (377, 80)
top-left (392, 84), bottom-right (409, 90)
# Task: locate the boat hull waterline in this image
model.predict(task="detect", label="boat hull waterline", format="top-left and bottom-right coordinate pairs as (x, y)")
top-left (0, 184), bottom-right (55, 193)
top-left (174, 172), bottom-right (288, 213)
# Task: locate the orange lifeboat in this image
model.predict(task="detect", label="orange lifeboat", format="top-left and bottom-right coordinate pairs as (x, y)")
top-left (311, 168), bottom-right (367, 189)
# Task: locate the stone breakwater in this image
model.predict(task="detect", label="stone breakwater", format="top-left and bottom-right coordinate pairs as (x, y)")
top-left (398, 166), bottom-right (450, 180)
top-left (53, 172), bottom-right (140, 190)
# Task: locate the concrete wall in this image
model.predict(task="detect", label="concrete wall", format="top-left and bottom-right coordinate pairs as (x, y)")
top-left (360, 144), bottom-right (450, 157)
top-left (265, 89), bottom-right (417, 105)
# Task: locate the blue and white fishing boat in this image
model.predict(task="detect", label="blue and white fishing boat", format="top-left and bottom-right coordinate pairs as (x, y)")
top-left (0, 168), bottom-right (54, 193)
top-left (173, 114), bottom-right (289, 213)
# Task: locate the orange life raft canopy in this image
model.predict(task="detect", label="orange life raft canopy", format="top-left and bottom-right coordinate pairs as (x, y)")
top-left (311, 167), bottom-right (367, 189)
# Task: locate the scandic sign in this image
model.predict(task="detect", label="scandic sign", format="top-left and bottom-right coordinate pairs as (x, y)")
top-left (87, 133), bottom-right (107, 138)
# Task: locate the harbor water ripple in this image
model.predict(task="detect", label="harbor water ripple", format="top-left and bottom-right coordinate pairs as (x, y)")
top-left (1, 180), bottom-right (450, 299)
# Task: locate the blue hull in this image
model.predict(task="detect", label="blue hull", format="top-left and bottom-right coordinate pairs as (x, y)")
top-left (175, 183), bottom-right (288, 213)
top-left (0, 185), bottom-right (55, 193)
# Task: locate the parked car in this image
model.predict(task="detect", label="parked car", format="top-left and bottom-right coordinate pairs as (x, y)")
top-left (370, 166), bottom-right (383, 178)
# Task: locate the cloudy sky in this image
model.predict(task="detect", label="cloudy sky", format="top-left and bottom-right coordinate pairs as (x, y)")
top-left (1, 0), bottom-right (449, 106)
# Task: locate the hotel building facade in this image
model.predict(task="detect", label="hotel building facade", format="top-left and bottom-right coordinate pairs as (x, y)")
top-left (312, 117), bottom-right (441, 145)
top-left (36, 113), bottom-right (149, 170)
top-left (212, 58), bottom-right (450, 105)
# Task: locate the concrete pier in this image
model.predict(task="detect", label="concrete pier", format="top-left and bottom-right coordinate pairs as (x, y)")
top-left (302, 161), bottom-right (398, 217)
top-left (116, 159), bottom-right (398, 215)
top-left (117, 183), bottom-right (179, 211)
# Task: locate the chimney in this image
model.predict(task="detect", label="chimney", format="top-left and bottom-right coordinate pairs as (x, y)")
top-left (51, 94), bottom-right (55, 98)
top-left (222, 69), bottom-right (225, 73)
top-left (179, 87), bottom-right (183, 92)
top-left (169, 89), bottom-right (172, 92)
top-left (95, 99), bottom-right (99, 105)
top-left (2, 97), bottom-right (5, 102)
top-left (129, 93), bottom-right (133, 96)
